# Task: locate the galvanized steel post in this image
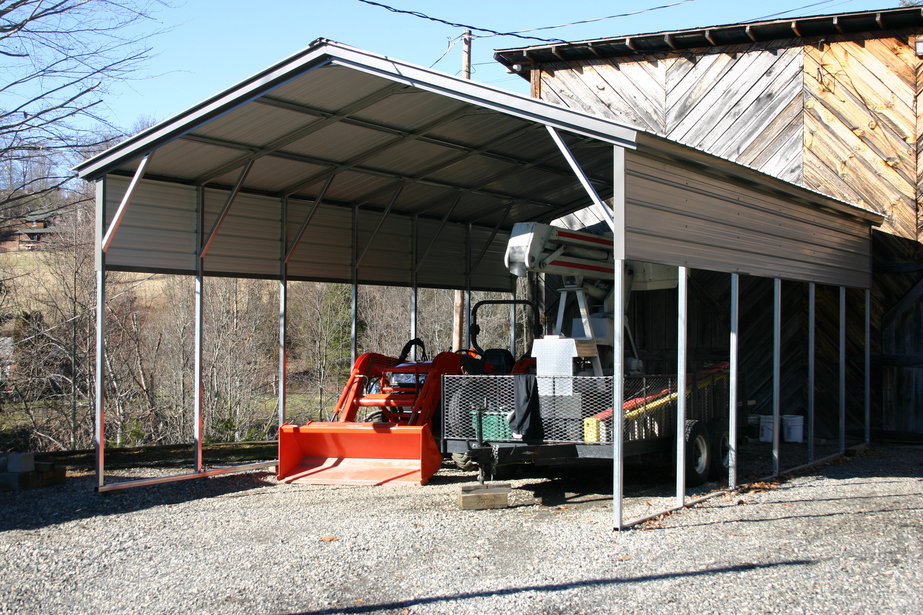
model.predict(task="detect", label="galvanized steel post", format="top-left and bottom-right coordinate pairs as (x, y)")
top-left (808, 283), bottom-right (816, 463)
top-left (729, 273), bottom-right (739, 489)
top-left (278, 197), bottom-right (288, 428)
top-left (676, 266), bottom-right (688, 508)
top-left (840, 286), bottom-right (846, 453)
top-left (613, 259), bottom-right (625, 529)
top-left (865, 289), bottom-right (871, 445)
top-left (773, 278), bottom-right (781, 477)
top-left (193, 185), bottom-right (205, 474)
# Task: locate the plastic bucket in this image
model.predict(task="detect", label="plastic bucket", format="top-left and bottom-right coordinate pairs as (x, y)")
top-left (782, 415), bottom-right (804, 443)
top-left (759, 415), bottom-right (774, 442)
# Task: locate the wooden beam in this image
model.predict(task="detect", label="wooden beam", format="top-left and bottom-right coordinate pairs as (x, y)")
top-left (882, 274), bottom-right (923, 327)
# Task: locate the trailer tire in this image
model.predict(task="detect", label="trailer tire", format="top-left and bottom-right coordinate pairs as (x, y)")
top-left (451, 452), bottom-right (478, 472)
top-left (708, 419), bottom-right (730, 481)
top-left (685, 420), bottom-right (711, 487)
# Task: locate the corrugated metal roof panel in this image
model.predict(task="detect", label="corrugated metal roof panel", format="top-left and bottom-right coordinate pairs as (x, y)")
top-left (87, 40), bottom-right (878, 292)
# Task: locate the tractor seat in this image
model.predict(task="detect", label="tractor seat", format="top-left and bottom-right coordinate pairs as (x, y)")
top-left (481, 348), bottom-right (516, 374)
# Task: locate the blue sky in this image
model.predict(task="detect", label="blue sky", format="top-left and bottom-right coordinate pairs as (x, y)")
top-left (105, 0), bottom-right (898, 130)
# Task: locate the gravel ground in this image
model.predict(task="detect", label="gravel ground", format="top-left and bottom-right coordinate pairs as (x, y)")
top-left (0, 446), bottom-right (921, 615)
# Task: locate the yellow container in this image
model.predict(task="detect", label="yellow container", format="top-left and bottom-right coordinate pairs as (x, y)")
top-left (583, 417), bottom-right (601, 442)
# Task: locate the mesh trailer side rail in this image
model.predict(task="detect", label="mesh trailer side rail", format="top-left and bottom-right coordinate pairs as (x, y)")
top-left (442, 367), bottom-right (729, 451)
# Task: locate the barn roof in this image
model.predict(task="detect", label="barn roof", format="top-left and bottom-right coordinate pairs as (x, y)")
top-left (495, 7), bottom-right (923, 80)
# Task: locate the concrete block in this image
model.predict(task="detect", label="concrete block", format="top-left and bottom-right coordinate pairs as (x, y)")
top-left (458, 483), bottom-right (511, 510)
top-left (40, 467), bottom-right (66, 487)
top-left (0, 471), bottom-right (40, 492)
top-left (34, 461), bottom-right (55, 472)
top-left (8, 453), bottom-right (34, 473)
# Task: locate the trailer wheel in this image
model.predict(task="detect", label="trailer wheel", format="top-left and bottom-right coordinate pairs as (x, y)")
top-left (708, 419), bottom-right (730, 481)
top-left (685, 420), bottom-right (711, 487)
top-left (451, 452), bottom-right (478, 472)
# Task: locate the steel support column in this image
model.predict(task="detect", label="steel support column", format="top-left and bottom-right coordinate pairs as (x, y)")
top-left (193, 185), bottom-right (205, 473)
top-left (613, 260), bottom-right (625, 529)
top-left (729, 273), bottom-right (739, 489)
top-left (465, 224), bottom-right (472, 350)
top-left (675, 266), bottom-right (688, 508)
top-left (94, 264), bottom-right (106, 489)
top-left (772, 278), bottom-right (781, 476)
top-left (808, 283), bottom-right (816, 463)
top-left (411, 216), bottom-right (418, 350)
top-left (278, 197), bottom-right (288, 428)
top-left (351, 207), bottom-right (359, 366)
top-left (840, 287), bottom-right (846, 453)
top-left (865, 289), bottom-right (871, 445)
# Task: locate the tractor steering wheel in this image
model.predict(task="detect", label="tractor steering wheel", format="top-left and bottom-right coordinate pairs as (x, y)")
top-left (397, 338), bottom-right (427, 363)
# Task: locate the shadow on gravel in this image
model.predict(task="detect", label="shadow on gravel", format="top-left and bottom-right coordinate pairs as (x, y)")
top-left (286, 560), bottom-right (812, 614)
top-left (0, 471), bottom-right (276, 532)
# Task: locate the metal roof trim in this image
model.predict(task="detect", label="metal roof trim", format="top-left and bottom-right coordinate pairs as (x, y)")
top-left (76, 39), bottom-right (638, 181)
top-left (495, 6), bottom-right (923, 76)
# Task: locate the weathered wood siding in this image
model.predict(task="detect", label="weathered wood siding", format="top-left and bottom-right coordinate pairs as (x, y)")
top-left (804, 36), bottom-right (919, 240)
top-left (540, 43), bottom-right (804, 185)
top-left (536, 30), bottom-right (923, 435)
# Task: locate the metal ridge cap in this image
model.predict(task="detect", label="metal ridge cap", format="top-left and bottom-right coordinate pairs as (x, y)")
top-left (326, 50), bottom-right (638, 148)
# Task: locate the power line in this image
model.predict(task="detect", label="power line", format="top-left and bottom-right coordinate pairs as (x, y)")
top-left (356, 0), bottom-right (569, 43)
top-left (359, 0), bottom-right (700, 44)
top-left (481, 1), bottom-right (697, 37)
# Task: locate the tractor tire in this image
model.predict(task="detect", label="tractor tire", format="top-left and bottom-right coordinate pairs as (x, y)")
top-left (684, 420), bottom-right (711, 487)
top-left (708, 419), bottom-right (730, 481)
top-left (451, 452), bottom-right (478, 472)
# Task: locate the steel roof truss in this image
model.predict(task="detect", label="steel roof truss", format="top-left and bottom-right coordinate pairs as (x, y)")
top-left (284, 173), bottom-right (335, 264)
top-left (546, 126), bottom-right (616, 233)
top-left (471, 201), bottom-right (513, 274)
top-left (356, 186), bottom-right (402, 268)
top-left (192, 84), bottom-right (404, 185)
top-left (278, 104), bottom-right (473, 198)
top-left (101, 151), bottom-right (154, 253)
top-left (259, 95), bottom-right (599, 186)
top-left (414, 195), bottom-right (461, 273)
top-left (200, 159), bottom-right (254, 258)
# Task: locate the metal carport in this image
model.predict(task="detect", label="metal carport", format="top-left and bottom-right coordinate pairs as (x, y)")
top-left (76, 39), bottom-right (882, 528)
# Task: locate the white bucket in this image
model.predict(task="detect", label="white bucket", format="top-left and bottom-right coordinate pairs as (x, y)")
top-left (759, 415), bottom-right (773, 442)
top-left (782, 415), bottom-right (804, 443)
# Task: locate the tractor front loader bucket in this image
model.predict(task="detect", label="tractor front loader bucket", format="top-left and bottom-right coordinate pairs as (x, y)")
top-left (277, 422), bottom-right (443, 486)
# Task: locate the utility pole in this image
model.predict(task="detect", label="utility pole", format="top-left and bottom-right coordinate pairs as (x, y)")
top-left (452, 30), bottom-right (472, 351)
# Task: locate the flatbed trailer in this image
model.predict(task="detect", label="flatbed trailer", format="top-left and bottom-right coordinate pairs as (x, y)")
top-left (442, 364), bottom-right (730, 485)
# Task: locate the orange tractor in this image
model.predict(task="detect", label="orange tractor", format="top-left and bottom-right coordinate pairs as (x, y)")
top-left (278, 309), bottom-right (537, 487)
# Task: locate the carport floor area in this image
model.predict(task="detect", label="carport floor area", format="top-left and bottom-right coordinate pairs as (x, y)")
top-left (0, 446), bottom-right (920, 615)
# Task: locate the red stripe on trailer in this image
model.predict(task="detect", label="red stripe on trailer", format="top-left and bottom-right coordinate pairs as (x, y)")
top-left (548, 259), bottom-right (613, 274)
top-left (556, 230), bottom-right (613, 246)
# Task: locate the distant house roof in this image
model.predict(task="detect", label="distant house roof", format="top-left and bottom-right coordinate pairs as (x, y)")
top-left (495, 7), bottom-right (923, 80)
top-left (23, 209), bottom-right (60, 223)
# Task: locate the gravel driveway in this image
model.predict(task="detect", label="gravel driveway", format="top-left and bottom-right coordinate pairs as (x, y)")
top-left (1, 446), bottom-right (920, 615)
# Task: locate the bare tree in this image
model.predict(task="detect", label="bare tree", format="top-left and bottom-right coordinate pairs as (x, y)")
top-left (0, 0), bottom-right (167, 225)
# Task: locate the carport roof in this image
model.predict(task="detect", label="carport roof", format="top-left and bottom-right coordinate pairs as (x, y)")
top-left (77, 39), bottom-right (882, 290)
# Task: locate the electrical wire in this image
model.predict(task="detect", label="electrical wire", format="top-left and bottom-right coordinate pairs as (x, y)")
top-left (429, 34), bottom-right (463, 68)
top-left (358, 0), bottom-right (700, 44)
top-left (356, 0), bottom-right (569, 43)
top-left (479, 0), bottom-right (696, 37)
top-left (745, 0), bottom-right (843, 22)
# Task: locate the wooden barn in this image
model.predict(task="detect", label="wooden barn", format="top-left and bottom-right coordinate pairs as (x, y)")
top-left (495, 7), bottom-right (923, 437)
